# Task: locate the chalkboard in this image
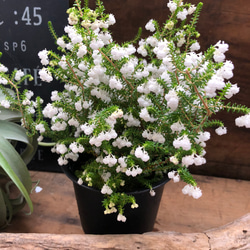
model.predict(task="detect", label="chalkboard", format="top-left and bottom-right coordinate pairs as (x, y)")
top-left (0, 0), bottom-right (69, 172)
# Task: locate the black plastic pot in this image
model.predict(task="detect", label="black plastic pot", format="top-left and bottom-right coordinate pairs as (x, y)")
top-left (62, 165), bottom-right (169, 234)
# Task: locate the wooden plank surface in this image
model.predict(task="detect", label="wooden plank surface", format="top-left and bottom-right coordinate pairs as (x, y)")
top-left (0, 214), bottom-right (249, 250)
top-left (3, 171), bottom-right (250, 234)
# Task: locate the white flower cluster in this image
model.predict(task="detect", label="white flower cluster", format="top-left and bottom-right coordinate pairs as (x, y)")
top-left (109, 76), bottom-right (124, 90)
top-left (0, 99), bottom-right (10, 108)
top-left (103, 154), bottom-right (117, 167)
top-left (149, 189), bottom-right (156, 197)
top-left (42, 104), bottom-right (58, 118)
top-left (142, 130), bottom-right (165, 143)
top-left (173, 135), bottom-right (192, 151)
top-left (123, 113), bottom-right (140, 127)
top-left (0, 77), bottom-right (8, 85)
top-left (170, 156), bottom-right (179, 165)
top-left (145, 19), bottom-right (156, 32)
top-left (195, 131), bottom-right (211, 147)
top-left (106, 109), bottom-right (123, 126)
top-left (182, 184), bottom-right (202, 199)
top-left (170, 121), bottom-right (185, 133)
top-left (39, 68), bottom-right (53, 83)
top-left (35, 123), bottom-right (45, 134)
top-left (38, 49), bottom-right (49, 66)
top-left (125, 166), bottom-right (143, 177)
top-left (117, 213), bottom-right (126, 222)
top-left (80, 123), bottom-right (96, 135)
top-left (89, 129), bottom-right (118, 147)
top-left (116, 156), bottom-right (127, 173)
top-left (0, 71), bottom-right (39, 114)
top-left (0, 64), bottom-right (8, 73)
top-left (215, 126), bottom-right (227, 136)
top-left (137, 78), bottom-right (164, 96)
top-left (69, 142), bottom-right (85, 154)
top-left (112, 136), bottom-right (132, 149)
top-left (168, 170), bottom-right (180, 183)
top-left (52, 141), bottom-right (82, 166)
top-left (90, 87), bottom-right (111, 103)
top-left (111, 44), bottom-right (136, 61)
top-left (104, 202), bottom-right (117, 215)
top-left (182, 154), bottom-right (206, 167)
top-left (139, 108), bottom-right (157, 122)
top-left (101, 184), bottom-right (113, 195)
top-left (137, 95), bottom-right (152, 107)
top-left (14, 70), bottom-right (24, 81)
top-left (213, 41), bottom-right (229, 63)
top-left (134, 146), bottom-right (150, 162)
top-left (175, 4), bottom-right (196, 21)
top-left (51, 121), bottom-right (67, 132)
top-left (165, 90), bottom-right (179, 111)
top-left (225, 84), bottom-right (239, 99)
top-left (167, 1), bottom-right (178, 13)
top-left (235, 114), bottom-right (250, 128)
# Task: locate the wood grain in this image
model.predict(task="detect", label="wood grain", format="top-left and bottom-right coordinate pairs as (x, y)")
top-left (2, 171), bottom-right (250, 234)
top-left (0, 214), bottom-right (249, 249)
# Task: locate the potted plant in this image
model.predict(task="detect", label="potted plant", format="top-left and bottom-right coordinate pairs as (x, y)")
top-left (2, 0), bottom-right (250, 233)
top-left (0, 64), bottom-right (38, 229)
